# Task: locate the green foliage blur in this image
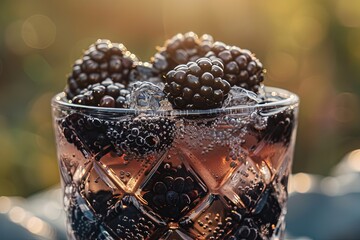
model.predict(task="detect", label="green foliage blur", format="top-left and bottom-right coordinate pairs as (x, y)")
top-left (0, 0), bottom-right (359, 197)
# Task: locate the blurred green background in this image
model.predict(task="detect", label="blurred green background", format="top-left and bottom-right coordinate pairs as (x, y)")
top-left (0, 0), bottom-right (359, 197)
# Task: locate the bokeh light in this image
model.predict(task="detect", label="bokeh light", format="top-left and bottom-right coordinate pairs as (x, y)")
top-left (8, 206), bottom-right (26, 223)
top-left (266, 51), bottom-right (298, 82)
top-left (347, 149), bottom-right (360, 172)
top-left (5, 21), bottom-right (30, 55)
top-left (335, 0), bottom-right (360, 27)
top-left (21, 15), bottom-right (56, 49)
top-left (290, 173), bottom-right (314, 193)
top-left (0, 196), bottom-right (12, 214)
top-left (320, 176), bottom-right (341, 196)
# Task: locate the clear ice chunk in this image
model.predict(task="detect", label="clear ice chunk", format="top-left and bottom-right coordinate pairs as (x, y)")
top-left (223, 86), bottom-right (261, 108)
top-left (130, 81), bottom-right (169, 111)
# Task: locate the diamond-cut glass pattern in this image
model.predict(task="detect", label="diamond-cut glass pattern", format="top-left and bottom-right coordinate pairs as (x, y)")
top-left (137, 150), bottom-right (208, 222)
top-left (54, 104), bottom-right (297, 239)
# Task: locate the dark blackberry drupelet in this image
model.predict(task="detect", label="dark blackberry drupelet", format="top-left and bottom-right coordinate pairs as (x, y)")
top-left (226, 185), bottom-right (282, 239)
top-left (65, 39), bottom-right (138, 100)
top-left (85, 190), bottom-right (121, 216)
top-left (107, 117), bottom-right (176, 156)
top-left (239, 182), bottom-right (265, 211)
top-left (70, 203), bottom-right (97, 240)
top-left (142, 162), bottom-right (208, 221)
top-left (151, 32), bottom-right (214, 76)
top-left (69, 193), bottom-right (115, 240)
top-left (104, 196), bottom-right (158, 240)
top-left (250, 186), bottom-right (282, 239)
top-left (59, 113), bottom-right (112, 157)
top-left (59, 113), bottom-right (177, 159)
top-left (252, 108), bottom-right (295, 146)
top-left (164, 57), bottom-right (231, 109)
top-left (265, 109), bottom-right (294, 145)
top-left (206, 42), bottom-right (265, 93)
top-left (227, 218), bottom-right (263, 240)
top-left (72, 79), bottom-right (131, 108)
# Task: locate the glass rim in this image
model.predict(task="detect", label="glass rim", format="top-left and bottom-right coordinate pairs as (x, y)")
top-left (51, 86), bottom-right (299, 117)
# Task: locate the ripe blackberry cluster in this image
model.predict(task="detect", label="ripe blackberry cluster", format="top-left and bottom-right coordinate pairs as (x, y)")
top-left (107, 117), bottom-right (176, 156)
top-left (69, 193), bottom-right (113, 240)
top-left (252, 109), bottom-right (295, 146)
top-left (85, 190), bottom-right (120, 216)
top-left (251, 186), bottom-right (282, 238)
top-left (72, 79), bottom-right (131, 108)
top-left (228, 218), bottom-right (263, 240)
top-left (151, 32), bottom-right (214, 76)
top-left (59, 113), bottom-right (111, 157)
top-left (65, 39), bottom-right (137, 100)
top-left (105, 196), bottom-right (157, 240)
top-left (240, 182), bottom-right (265, 210)
top-left (265, 109), bottom-right (294, 145)
top-left (164, 57), bottom-right (231, 109)
top-left (142, 162), bottom-right (207, 221)
top-left (206, 42), bottom-right (265, 93)
top-left (59, 113), bottom-right (176, 158)
top-left (65, 34), bottom-right (267, 110)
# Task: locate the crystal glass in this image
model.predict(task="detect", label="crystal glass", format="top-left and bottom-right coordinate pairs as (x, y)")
top-left (51, 87), bottom-right (299, 240)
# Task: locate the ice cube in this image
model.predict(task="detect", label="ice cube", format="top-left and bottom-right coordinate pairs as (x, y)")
top-left (129, 81), bottom-right (167, 111)
top-left (129, 63), bottom-right (162, 84)
top-left (223, 86), bottom-right (261, 108)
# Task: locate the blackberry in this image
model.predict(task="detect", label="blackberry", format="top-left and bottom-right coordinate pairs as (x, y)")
top-left (85, 190), bottom-right (120, 216)
top-left (142, 162), bottom-right (208, 221)
top-left (59, 113), bottom-right (112, 158)
top-left (108, 117), bottom-right (176, 156)
top-left (265, 109), bottom-right (294, 145)
top-left (69, 193), bottom-right (115, 240)
top-left (69, 204), bottom-right (96, 240)
top-left (227, 218), bottom-right (263, 240)
top-left (251, 186), bottom-right (282, 239)
top-left (59, 113), bottom-right (177, 159)
top-left (253, 109), bottom-right (295, 145)
top-left (164, 57), bottom-right (231, 109)
top-left (227, 185), bottom-right (282, 239)
top-left (65, 39), bottom-right (138, 100)
top-left (72, 79), bottom-right (131, 108)
top-left (239, 182), bottom-right (265, 211)
top-left (206, 42), bottom-right (265, 92)
top-left (151, 32), bottom-right (214, 76)
top-left (104, 196), bottom-right (157, 240)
